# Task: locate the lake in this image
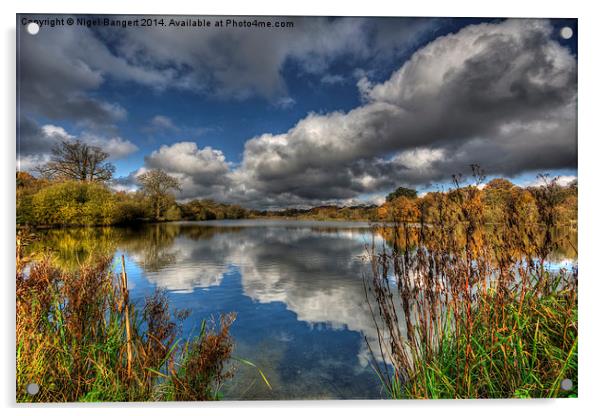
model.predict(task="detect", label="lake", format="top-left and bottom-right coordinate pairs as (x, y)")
top-left (30, 219), bottom-right (577, 400)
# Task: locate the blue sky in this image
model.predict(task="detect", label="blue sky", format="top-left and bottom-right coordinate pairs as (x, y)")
top-left (17, 16), bottom-right (577, 208)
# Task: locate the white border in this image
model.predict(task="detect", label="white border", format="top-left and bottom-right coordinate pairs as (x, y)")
top-left (2, 1), bottom-right (600, 415)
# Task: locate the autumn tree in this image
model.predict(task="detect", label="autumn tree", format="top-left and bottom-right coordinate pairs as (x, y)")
top-left (386, 186), bottom-right (418, 202)
top-left (377, 186), bottom-right (419, 221)
top-left (38, 140), bottom-right (115, 182)
top-left (138, 169), bottom-right (182, 220)
top-left (556, 180), bottom-right (577, 225)
top-left (482, 178), bottom-right (515, 224)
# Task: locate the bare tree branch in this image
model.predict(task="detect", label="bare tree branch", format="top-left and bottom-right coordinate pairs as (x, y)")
top-left (37, 140), bottom-right (115, 182)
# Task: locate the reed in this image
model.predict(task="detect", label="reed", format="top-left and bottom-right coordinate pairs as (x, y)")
top-left (365, 169), bottom-right (578, 399)
top-left (16, 236), bottom-right (236, 402)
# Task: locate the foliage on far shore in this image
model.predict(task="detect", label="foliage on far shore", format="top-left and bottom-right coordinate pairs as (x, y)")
top-left (16, 169), bottom-right (577, 228)
top-left (16, 171), bottom-right (251, 226)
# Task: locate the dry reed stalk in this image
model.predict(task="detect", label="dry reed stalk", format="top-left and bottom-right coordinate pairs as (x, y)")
top-left (121, 254), bottom-right (133, 380)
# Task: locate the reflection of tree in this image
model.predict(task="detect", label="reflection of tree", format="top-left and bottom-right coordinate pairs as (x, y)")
top-left (29, 227), bottom-right (120, 270)
top-left (123, 224), bottom-right (245, 292)
top-left (177, 224), bottom-right (244, 241)
top-left (548, 225), bottom-right (578, 261)
top-left (118, 224), bottom-right (180, 272)
top-left (373, 224), bottom-right (577, 263)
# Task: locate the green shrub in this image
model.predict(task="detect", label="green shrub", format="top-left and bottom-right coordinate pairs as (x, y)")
top-left (31, 181), bottom-right (118, 226)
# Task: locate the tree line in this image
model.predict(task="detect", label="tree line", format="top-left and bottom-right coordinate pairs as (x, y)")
top-left (17, 140), bottom-right (251, 226)
top-left (376, 178), bottom-right (577, 226)
top-left (17, 140), bottom-right (577, 227)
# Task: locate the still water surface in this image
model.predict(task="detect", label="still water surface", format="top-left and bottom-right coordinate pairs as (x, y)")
top-left (32, 219), bottom-right (577, 400)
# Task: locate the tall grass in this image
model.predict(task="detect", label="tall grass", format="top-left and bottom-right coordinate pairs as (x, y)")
top-left (16, 236), bottom-right (236, 402)
top-left (365, 169), bottom-right (578, 399)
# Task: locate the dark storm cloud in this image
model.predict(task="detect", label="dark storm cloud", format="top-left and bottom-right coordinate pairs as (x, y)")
top-left (99, 16), bottom-right (439, 101)
top-left (21, 15), bottom-right (432, 116)
top-left (17, 116), bottom-right (55, 156)
top-left (18, 23), bottom-right (132, 128)
top-left (221, 19), bottom-right (577, 207)
top-left (16, 116), bottom-right (63, 171)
